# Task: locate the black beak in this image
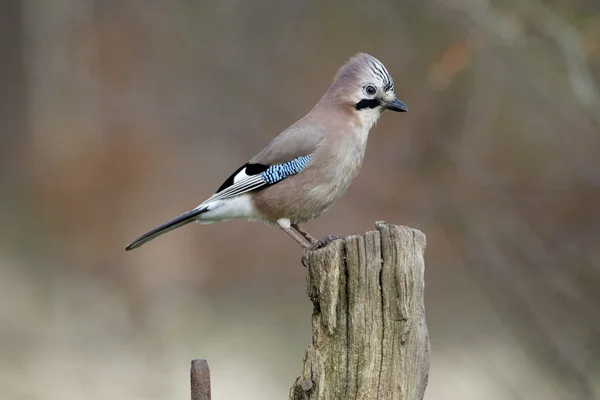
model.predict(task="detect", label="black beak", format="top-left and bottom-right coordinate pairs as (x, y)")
top-left (382, 98), bottom-right (408, 112)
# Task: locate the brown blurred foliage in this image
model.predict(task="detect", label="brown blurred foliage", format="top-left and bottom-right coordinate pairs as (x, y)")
top-left (1, 0), bottom-right (599, 399)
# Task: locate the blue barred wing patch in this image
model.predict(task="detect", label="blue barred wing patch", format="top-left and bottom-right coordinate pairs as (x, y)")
top-left (261, 155), bottom-right (312, 184)
top-left (202, 155), bottom-right (313, 204)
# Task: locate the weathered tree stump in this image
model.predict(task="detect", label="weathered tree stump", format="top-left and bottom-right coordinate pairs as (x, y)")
top-left (190, 222), bottom-right (429, 399)
top-left (289, 221), bottom-right (429, 400)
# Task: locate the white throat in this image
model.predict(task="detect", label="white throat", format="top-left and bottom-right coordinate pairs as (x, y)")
top-left (356, 107), bottom-right (383, 132)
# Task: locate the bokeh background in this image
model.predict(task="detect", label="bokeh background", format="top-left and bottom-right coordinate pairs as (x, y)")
top-left (1, 0), bottom-right (600, 399)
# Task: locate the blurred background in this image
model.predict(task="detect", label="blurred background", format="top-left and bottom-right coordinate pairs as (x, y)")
top-left (1, 0), bottom-right (599, 399)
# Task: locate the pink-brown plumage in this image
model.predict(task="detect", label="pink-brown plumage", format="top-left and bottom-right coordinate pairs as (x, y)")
top-left (125, 53), bottom-right (406, 251)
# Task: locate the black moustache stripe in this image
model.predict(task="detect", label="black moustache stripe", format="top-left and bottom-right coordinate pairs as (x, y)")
top-left (355, 99), bottom-right (381, 110)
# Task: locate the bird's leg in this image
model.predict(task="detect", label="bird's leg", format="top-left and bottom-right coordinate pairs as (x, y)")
top-left (277, 219), bottom-right (312, 249)
top-left (281, 226), bottom-right (312, 249)
top-left (291, 224), bottom-right (318, 245)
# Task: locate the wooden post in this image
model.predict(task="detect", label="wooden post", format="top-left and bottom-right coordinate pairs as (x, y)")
top-left (191, 359), bottom-right (211, 400)
top-left (289, 221), bottom-right (430, 400)
top-left (190, 222), bottom-right (429, 399)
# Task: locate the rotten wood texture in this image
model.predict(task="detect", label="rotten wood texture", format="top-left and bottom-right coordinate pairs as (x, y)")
top-left (191, 359), bottom-right (211, 400)
top-left (289, 221), bottom-right (429, 400)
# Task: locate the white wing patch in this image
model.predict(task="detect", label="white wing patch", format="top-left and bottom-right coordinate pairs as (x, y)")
top-left (232, 167), bottom-right (251, 184)
top-left (203, 174), bottom-right (265, 204)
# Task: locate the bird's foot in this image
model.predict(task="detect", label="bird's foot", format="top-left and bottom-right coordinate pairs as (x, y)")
top-left (310, 235), bottom-right (343, 251)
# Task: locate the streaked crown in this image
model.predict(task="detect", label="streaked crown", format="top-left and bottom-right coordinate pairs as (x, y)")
top-left (324, 53), bottom-right (407, 125)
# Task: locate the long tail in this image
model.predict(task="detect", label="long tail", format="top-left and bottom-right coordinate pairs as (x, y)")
top-left (125, 206), bottom-right (208, 251)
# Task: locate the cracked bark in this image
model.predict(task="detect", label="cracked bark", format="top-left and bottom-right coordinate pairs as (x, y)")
top-left (290, 222), bottom-right (429, 400)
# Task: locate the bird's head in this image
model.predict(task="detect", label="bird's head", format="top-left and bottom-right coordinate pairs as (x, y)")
top-left (326, 53), bottom-right (407, 129)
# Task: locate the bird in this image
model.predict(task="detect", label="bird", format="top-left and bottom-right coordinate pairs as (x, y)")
top-left (125, 53), bottom-right (407, 251)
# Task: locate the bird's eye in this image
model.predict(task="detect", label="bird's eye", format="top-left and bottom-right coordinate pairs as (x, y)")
top-left (365, 85), bottom-right (377, 96)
